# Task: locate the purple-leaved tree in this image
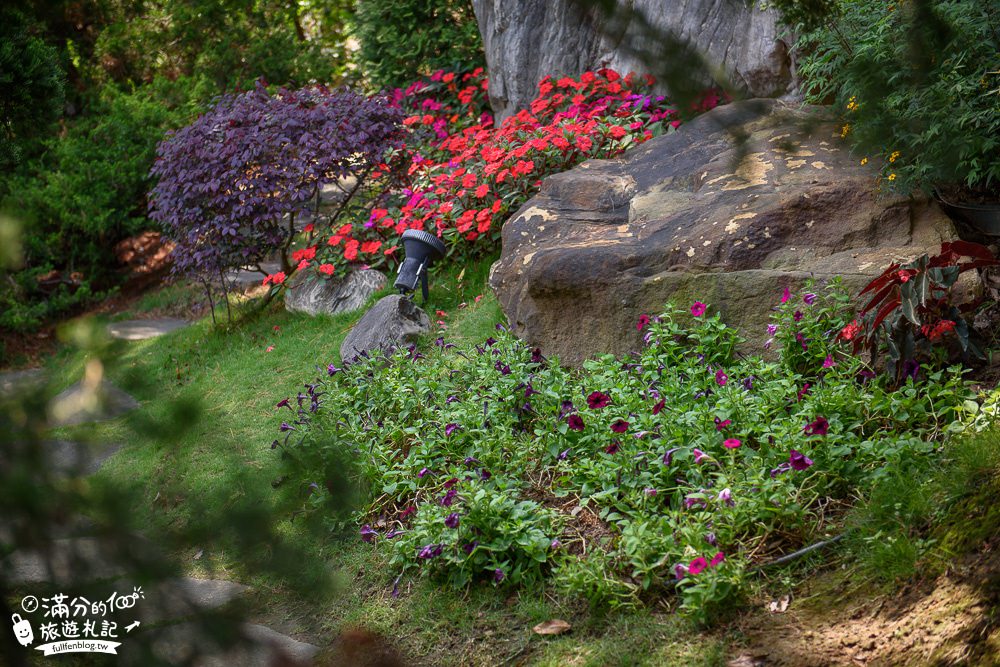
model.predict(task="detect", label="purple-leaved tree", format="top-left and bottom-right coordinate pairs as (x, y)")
top-left (149, 80), bottom-right (404, 319)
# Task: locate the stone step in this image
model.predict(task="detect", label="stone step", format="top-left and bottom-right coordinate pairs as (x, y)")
top-left (48, 380), bottom-right (139, 427)
top-left (0, 368), bottom-right (45, 396)
top-left (108, 319), bottom-right (189, 341)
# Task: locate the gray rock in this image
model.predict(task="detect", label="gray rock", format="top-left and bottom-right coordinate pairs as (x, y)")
top-left (136, 621), bottom-right (318, 667)
top-left (473, 0), bottom-right (793, 121)
top-left (0, 368), bottom-right (44, 396)
top-left (139, 578), bottom-right (249, 623)
top-left (284, 269), bottom-right (386, 316)
top-left (47, 439), bottom-right (122, 477)
top-left (48, 379), bottom-right (139, 427)
top-left (340, 295), bottom-right (430, 363)
top-left (108, 318), bottom-right (189, 341)
top-left (224, 261), bottom-right (283, 288)
top-left (489, 99), bottom-right (959, 366)
top-left (3, 537), bottom-right (127, 585)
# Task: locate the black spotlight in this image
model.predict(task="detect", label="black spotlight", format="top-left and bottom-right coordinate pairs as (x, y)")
top-left (394, 229), bottom-right (447, 302)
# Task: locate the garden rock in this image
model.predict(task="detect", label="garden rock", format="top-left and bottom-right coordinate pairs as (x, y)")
top-left (0, 368), bottom-right (44, 396)
top-left (284, 269), bottom-right (386, 316)
top-left (473, 0), bottom-right (792, 120)
top-left (48, 379), bottom-right (140, 427)
top-left (340, 295), bottom-right (430, 362)
top-left (108, 318), bottom-right (189, 341)
top-left (489, 99), bottom-right (960, 365)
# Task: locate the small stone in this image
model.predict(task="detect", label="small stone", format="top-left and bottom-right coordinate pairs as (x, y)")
top-left (285, 269), bottom-right (386, 316)
top-left (108, 318), bottom-right (189, 341)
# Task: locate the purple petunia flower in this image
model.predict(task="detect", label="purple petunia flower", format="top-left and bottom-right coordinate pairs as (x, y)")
top-left (447, 394), bottom-right (460, 403)
top-left (418, 467), bottom-right (431, 478)
top-left (803, 293), bottom-right (816, 305)
top-left (276, 398), bottom-right (292, 411)
top-left (789, 449), bottom-right (814, 471)
top-left (485, 337), bottom-right (497, 347)
top-left (360, 524), bottom-right (378, 543)
top-left (794, 310), bottom-right (804, 322)
top-left (440, 488), bottom-right (458, 506)
top-left (674, 563), bottom-right (688, 580)
top-left (717, 488), bottom-right (734, 506)
top-left (684, 495), bottom-right (707, 510)
top-left (445, 513), bottom-right (460, 528)
top-left (652, 398), bottom-right (666, 415)
top-left (279, 422), bottom-right (295, 432)
top-left (557, 448), bottom-right (571, 461)
top-left (644, 488), bottom-right (658, 497)
top-left (770, 462), bottom-right (792, 478)
top-left (462, 540), bottom-right (478, 554)
top-left (464, 457), bottom-right (479, 467)
top-left (715, 369), bottom-right (728, 386)
top-left (804, 416), bottom-right (829, 436)
top-left (327, 364), bottom-right (341, 376)
top-left (767, 323), bottom-right (779, 336)
top-left (610, 419), bottom-right (629, 433)
top-left (385, 529), bottom-right (404, 539)
top-left (493, 568), bottom-right (505, 583)
top-left (494, 361), bottom-right (511, 375)
top-left (559, 400), bottom-right (575, 418)
top-left (903, 358), bottom-right (920, 380)
top-left (550, 539), bottom-right (562, 550)
top-left (445, 423), bottom-right (460, 436)
top-left (693, 448), bottom-right (707, 463)
top-left (662, 447), bottom-right (680, 466)
top-left (417, 544), bottom-right (441, 559)
top-left (444, 477), bottom-right (459, 489)
top-left (480, 469), bottom-right (492, 481)
top-left (705, 532), bottom-right (717, 546)
top-left (567, 414), bottom-right (585, 431)
top-left (587, 391), bottom-right (611, 409)
top-left (531, 347), bottom-right (544, 363)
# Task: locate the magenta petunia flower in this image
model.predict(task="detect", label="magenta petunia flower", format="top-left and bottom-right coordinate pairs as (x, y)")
top-left (644, 488), bottom-right (658, 497)
top-left (610, 419), bottom-right (629, 433)
top-left (789, 449), bottom-right (814, 471)
top-left (718, 488), bottom-right (734, 506)
top-left (417, 467), bottom-right (431, 478)
top-left (780, 286), bottom-right (791, 303)
top-left (804, 416), bottom-right (829, 436)
top-left (652, 398), bottom-right (666, 415)
top-left (723, 438), bottom-right (741, 449)
top-left (689, 556), bottom-right (709, 575)
top-left (605, 441), bottom-right (620, 455)
top-left (444, 477), bottom-right (459, 489)
top-left (823, 355), bottom-right (835, 368)
top-left (715, 369), bottom-right (728, 386)
top-left (794, 310), bottom-right (804, 322)
top-left (710, 551), bottom-right (726, 567)
top-left (674, 563), bottom-right (688, 580)
top-left (767, 323), bottom-right (778, 336)
top-left (567, 414), bottom-right (585, 431)
top-left (797, 383), bottom-right (811, 402)
top-left (636, 314), bottom-right (651, 331)
top-left (587, 391), bottom-right (611, 409)
top-left (715, 418), bottom-right (731, 431)
top-left (693, 448), bottom-right (707, 463)
top-left (803, 293), bottom-right (816, 305)
top-left (691, 301), bottom-right (707, 317)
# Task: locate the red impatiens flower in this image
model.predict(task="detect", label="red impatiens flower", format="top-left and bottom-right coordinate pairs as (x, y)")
top-left (318, 263), bottom-right (335, 275)
top-left (344, 239), bottom-right (359, 261)
top-left (587, 391), bottom-right (611, 409)
top-left (839, 319), bottom-right (862, 342)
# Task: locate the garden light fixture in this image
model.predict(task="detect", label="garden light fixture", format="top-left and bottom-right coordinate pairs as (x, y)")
top-left (394, 229), bottom-right (447, 302)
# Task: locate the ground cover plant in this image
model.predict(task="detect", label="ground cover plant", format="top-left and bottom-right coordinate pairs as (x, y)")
top-left (275, 280), bottom-right (973, 622)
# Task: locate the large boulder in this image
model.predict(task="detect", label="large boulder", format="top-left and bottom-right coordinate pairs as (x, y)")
top-left (472, 0), bottom-right (793, 121)
top-left (285, 269), bottom-right (386, 316)
top-left (489, 100), bottom-right (958, 366)
top-left (340, 295), bottom-right (431, 363)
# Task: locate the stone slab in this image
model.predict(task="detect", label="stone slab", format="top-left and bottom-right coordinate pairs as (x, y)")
top-left (0, 368), bottom-right (44, 396)
top-left (136, 621), bottom-right (319, 667)
top-left (138, 577), bottom-right (249, 623)
top-left (2, 537), bottom-right (128, 585)
top-left (48, 379), bottom-right (139, 427)
top-left (108, 319), bottom-right (189, 341)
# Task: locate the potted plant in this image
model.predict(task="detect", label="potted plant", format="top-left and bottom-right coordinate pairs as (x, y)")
top-left (794, 0), bottom-right (1000, 235)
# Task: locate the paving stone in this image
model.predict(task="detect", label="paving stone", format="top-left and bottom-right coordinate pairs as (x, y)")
top-left (48, 379), bottom-right (139, 427)
top-left (2, 537), bottom-right (128, 585)
top-left (45, 439), bottom-right (122, 477)
top-left (0, 368), bottom-right (44, 396)
top-left (136, 621), bottom-right (319, 666)
top-left (138, 578), bottom-right (249, 623)
top-left (108, 319), bottom-right (189, 341)
top-left (224, 261), bottom-right (283, 288)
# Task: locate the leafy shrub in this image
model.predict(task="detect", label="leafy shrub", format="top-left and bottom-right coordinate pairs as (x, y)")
top-left (354, 0), bottom-right (484, 90)
top-left (149, 81), bottom-right (404, 290)
top-left (0, 8), bottom-right (65, 170)
top-left (796, 0), bottom-right (1000, 193)
top-left (0, 85), bottom-right (185, 331)
top-left (844, 241), bottom-right (997, 383)
top-left (313, 69), bottom-right (720, 276)
top-left (274, 281), bottom-right (972, 621)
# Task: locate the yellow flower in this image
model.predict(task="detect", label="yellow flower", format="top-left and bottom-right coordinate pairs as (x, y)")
top-left (889, 151), bottom-right (901, 163)
top-left (888, 173), bottom-right (897, 181)
top-left (841, 124), bottom-right (851, 138)
top-left (860, 157), bottom-right (868, 165)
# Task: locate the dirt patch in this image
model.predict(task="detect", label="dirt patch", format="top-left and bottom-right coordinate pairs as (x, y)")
top-left (522, 477), bottom-right (615, 556)
top-left (728, 541), bottom-right (1000, 666)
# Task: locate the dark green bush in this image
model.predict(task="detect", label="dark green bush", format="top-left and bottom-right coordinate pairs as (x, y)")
top-left (0, 8), bottom-right (65, 170)
top-left (354, 0), bottom-right (485, 90)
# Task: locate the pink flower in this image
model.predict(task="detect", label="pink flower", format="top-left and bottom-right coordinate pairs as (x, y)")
top-left (691, 302), bottom-right (707, 317)
top-left (780, 286), bottom-right (791, 303)
top-left (823, 355), bottom-right (835, 368)
top-left (689, 557), bottom-right (709, 575)
top-left (710, 551), bottom-right (726, 567)
top-left (715, 369), bottom-right (728, 386)
top-left (715, 418), bottom-right (731, 431)
top-left (636, 314), bottom-right (651, 331)
top-left (693, 448), bottom-right (707, 463)
top-left (723, 438), bottom-right (741, 449)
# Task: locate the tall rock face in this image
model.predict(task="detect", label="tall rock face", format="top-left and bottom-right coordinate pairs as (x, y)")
top-left (472, 0), bottom-right (793, 120)
top-left (488, 100), bottom-right (959, 366)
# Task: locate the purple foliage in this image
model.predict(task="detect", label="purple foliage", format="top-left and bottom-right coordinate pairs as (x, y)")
top-left (149, 80), bottom-right (404, 280)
